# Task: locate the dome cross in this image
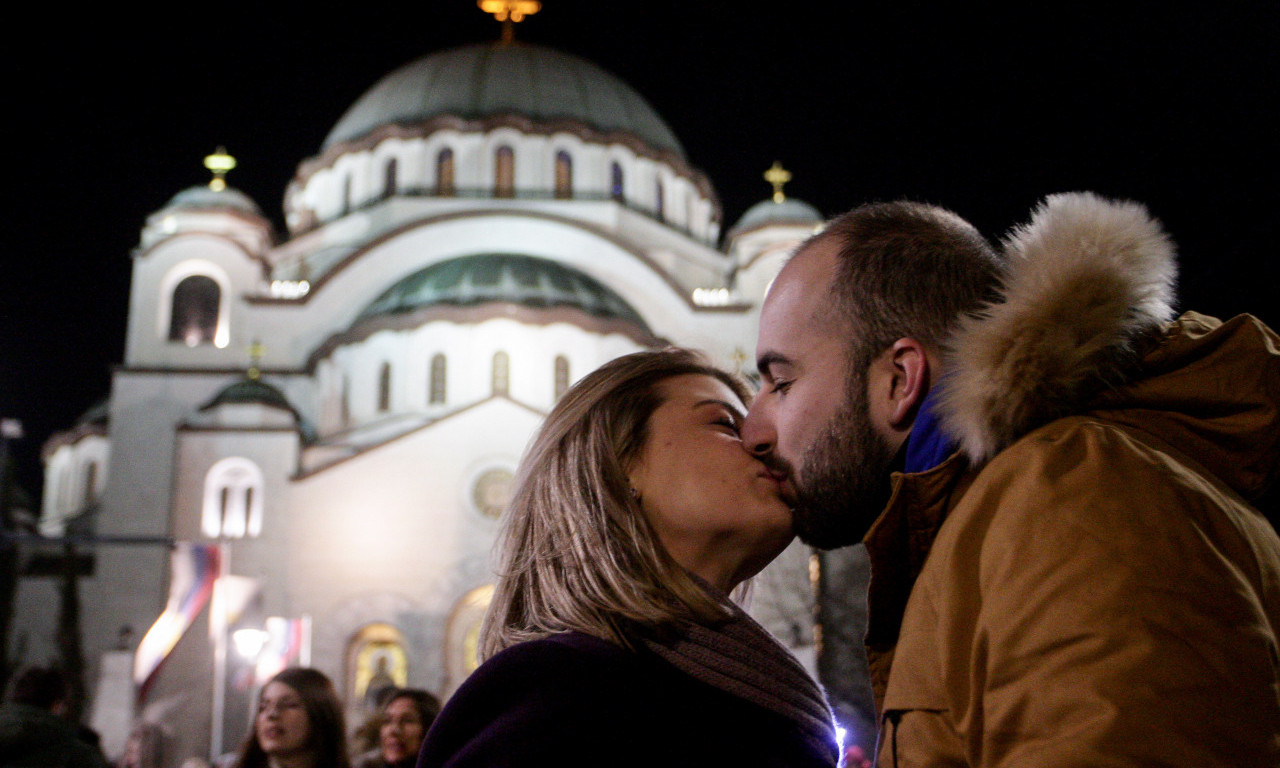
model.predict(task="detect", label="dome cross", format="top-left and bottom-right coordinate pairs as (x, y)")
top-left (478, 0), bottom-right (541, 44)
top-left (764, 161), bottom-right (792, 203)
top-left (204, 147), bottom-right (237, 191)
top-left (247, 339), bottom-right (265, 380)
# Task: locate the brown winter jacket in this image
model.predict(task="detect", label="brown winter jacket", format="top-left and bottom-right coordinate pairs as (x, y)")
top-left (863, 194), bottom-right (1280, 767)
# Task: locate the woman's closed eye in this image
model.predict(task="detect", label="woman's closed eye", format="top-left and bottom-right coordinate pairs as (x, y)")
top-left (712, 412), bottom-right (742, 436)
top-left (693, 398), bottom-right (746, 437)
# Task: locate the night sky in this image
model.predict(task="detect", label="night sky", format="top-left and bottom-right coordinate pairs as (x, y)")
top-left (4, 2), bottom-right (1276, 497)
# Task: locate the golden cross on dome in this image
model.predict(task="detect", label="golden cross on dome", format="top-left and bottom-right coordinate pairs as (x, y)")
top-left (247, 339), bottom-right (265, 380)
top-left (478, 0), bottom-right (541, 44)
top-left (204, 147), bottom-right (237, 191)
top-left (764, 161), bottom-right (792, 203)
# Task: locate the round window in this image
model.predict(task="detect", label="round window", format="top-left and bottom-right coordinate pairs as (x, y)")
top-left (471, 467), bottom-right (514, 520)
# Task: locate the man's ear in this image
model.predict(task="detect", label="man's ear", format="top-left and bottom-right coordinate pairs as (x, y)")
top-left (885, 337), bottom-right (931, 429)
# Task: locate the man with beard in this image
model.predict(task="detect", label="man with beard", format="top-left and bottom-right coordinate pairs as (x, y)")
top-left (741, 192), bottom-right (1280, 767)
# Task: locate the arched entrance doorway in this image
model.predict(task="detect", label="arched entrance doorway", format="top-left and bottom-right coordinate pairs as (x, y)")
top-left (442, 585), bottom-right (493, 698)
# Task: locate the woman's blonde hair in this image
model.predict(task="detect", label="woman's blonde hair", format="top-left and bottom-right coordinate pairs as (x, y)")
top-left (480, 348), bottom-right (753, 659)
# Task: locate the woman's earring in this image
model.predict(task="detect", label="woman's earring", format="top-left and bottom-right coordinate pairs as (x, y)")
top-left (629, 486), bottom-right (641, 504)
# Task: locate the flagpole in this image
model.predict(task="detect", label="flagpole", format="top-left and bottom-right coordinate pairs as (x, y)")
top-left (210, 540), bottom-right (230, 762)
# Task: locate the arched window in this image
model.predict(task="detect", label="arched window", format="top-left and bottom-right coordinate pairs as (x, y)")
top-left (429, 354), bottom-right (447, 404)
top-left (554, 151), bottom-right (572, 199)
top-left (168, 275), bottom-right (220, 347)
top-left (384, 158), bottom-right (398, 199)
top-left (554, 356), bottom-right (570, 400)
top-left (495, 146), bottom-right (515, 198)
top-left (610, 162), bottom-right (624, 202)
top-left (340, 374), bottom-right (351, 426)
top-left (202, 457), bottom-right (264, 538)
top-left (654, 179), bottom-right (665, 222)
top-left (436, 149), bottom-right (455, 196)
top-left (492, 351), bottom-right (510, 396)
top-left (378, 363), bottom-right (392, 413)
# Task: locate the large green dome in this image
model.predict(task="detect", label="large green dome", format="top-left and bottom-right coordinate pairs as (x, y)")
top-left (358, 253), bottom-right (651, 332)
top-left (323, 42), bottom-right (684, 157)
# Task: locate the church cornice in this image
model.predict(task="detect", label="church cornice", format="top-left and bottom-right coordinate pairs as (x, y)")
top-left (132, 229), bottom-right (274, 280)
top-left (305, 301), bottom-right (666, 371)
top-left (294, 394), bottom-right (545, 480)
top-left (174, 424), bottom-right (299, 435)
top-left (249, 208), bottom-right (722, 314)
top-left (113, 365), bottom-right (305, 378)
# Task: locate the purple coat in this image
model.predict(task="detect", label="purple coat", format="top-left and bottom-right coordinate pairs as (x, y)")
top-left (416, 631), bottom-right (835, 767)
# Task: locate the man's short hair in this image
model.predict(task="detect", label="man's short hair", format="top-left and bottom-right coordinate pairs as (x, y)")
top-left (6, 666), bottom-right (69, 709)
top-left (812, 201), bottom-right (1004, 362)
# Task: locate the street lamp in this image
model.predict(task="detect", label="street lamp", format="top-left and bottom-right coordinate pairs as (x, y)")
top-left (232, 628), bottom-right (268, 660)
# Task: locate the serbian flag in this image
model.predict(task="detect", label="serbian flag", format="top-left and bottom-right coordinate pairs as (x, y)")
top-left (255, 616), bottom-right (311, 684)
top-left (133, 542), bottom-right (221, 700)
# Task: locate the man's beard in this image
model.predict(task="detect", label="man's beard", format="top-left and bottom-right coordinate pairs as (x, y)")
top-left (789, 371), bottom-right (899, 550)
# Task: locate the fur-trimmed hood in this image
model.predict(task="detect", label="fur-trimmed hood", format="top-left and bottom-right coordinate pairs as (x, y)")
top-left (935, 192), bottom-right (1280, 498)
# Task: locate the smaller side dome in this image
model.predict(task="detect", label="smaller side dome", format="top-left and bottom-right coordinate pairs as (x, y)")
top-left (728, 197), bottom-right (823, 238)
top-left (165, 185), bottom-right (263, 216)
top-left (201, 378), bottom-right (299, 419)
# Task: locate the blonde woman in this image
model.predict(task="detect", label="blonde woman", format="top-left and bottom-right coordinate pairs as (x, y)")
top-left (418, 349), bottom-right (838, 767)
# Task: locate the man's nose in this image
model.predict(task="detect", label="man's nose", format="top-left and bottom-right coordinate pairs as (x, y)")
top-left (740, 401), bottom-right (775, 457)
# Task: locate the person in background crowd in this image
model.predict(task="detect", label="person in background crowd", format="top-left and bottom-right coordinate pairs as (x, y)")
top-left (418, 348), bottom-right (840, 767)
top-left (117, 721), bottom-right (165, 768)
top-left (0, 665), bottom-right (109, 768)
top-left (352, 688), bottom-right (439, 768)
top-left (231, 667), bottom-right (350, 768)
top-left (348, 686), bottom-right (398, 759)
top-left (741, 192), bottom-right (1280, 766)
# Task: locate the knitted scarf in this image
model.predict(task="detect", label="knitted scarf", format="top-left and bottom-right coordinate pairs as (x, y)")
top-left (640, 588), bottom-right (840, 766)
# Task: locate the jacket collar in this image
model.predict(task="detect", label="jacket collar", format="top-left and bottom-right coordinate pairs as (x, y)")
top-left (903, 387), bottom-right (956, 475)
top-left (862, 451), bottom-right (973, 650)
